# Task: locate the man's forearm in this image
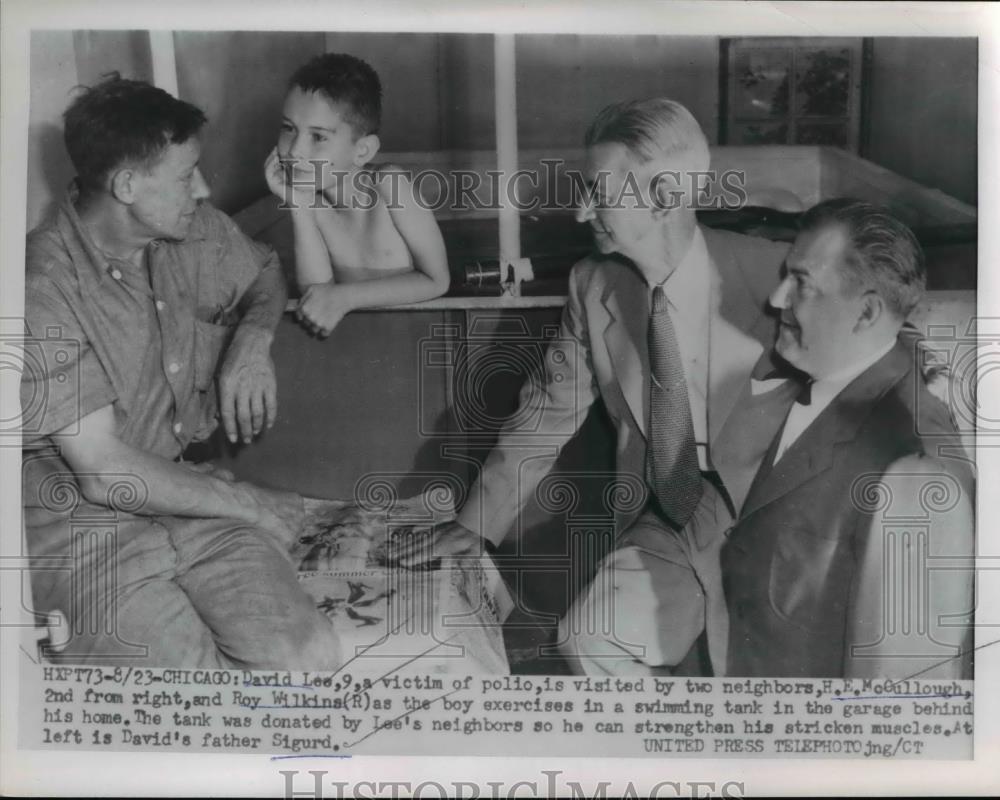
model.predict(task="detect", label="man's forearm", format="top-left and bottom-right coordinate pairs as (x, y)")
top-left (237, 259), bottom-right (288, 335)
top-left (74, 436), bottom-right (265, 523)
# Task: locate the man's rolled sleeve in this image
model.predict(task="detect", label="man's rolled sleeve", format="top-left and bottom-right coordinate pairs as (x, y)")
top-left (21, 277), bottom-right (116, 446)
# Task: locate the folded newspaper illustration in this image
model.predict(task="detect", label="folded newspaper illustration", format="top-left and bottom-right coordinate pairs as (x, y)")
top-left (293, 490), bottom-right (513, 675)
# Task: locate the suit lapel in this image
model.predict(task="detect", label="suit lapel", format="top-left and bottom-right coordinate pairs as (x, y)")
top-left (705, 229), bottom-right (770, 445)
top-left (740, 342), bottom-right (912, 519)
top-left (601, 257), bottom-right (650, 436)
top-left (599, 228), bottom-right (777, 444)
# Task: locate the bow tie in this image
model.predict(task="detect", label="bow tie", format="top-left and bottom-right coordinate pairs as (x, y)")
top-left (759, 366), bottom-right (813, 406)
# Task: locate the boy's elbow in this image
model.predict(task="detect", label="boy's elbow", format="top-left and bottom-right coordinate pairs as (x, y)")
top-left (420, 257), bottom-right (450, 297)
top-left (430, 270), bottom-right (450, 298)
top-left (296, 274), bottom-right (332, 294)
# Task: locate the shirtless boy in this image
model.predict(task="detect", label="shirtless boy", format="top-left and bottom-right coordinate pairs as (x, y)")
top-left (264, 53), bottom-right (449, 335)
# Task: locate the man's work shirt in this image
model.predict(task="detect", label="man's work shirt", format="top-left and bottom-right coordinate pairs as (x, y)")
top-left (22, 185), bottom-right (277, 455)
top-left (20, 185), bottom-right (278, 601)
top-left (648, 227), bottom-right (712, 470)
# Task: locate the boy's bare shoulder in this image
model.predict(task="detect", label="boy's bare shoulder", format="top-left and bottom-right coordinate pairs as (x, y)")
top-left (367, 162), bottom-right (411, 186)
top-left (366, 162), bottom-right (421, 211)
top-left (368, 161), bottom-right (407, 175)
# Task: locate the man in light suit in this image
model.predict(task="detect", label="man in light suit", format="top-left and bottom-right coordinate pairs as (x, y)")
top-left (722, 199), bottom-right (974, 679)
top-left (397, 98), bottom-right (794, 676)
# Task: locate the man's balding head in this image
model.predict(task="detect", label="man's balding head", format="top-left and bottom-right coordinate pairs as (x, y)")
top-left (64, 74), bottom-right (207, 192)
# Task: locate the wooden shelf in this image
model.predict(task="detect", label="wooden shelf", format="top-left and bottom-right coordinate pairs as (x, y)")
top-left (284, 294), bottom-right (567, 314)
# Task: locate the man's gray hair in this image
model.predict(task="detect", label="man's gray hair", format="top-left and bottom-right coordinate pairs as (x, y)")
top-left (584, 98), bottom-right (710, 170)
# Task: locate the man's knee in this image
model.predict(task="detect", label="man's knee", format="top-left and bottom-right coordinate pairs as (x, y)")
top-left (560, 548), bottom-right (706, 669)
top-left (266, 614), bottom-right (341, 670)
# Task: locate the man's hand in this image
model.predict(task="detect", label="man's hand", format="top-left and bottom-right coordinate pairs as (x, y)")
top-left (249, 485), bottom-right (306, 550)
top-left (389, 520), bottom-right (490, 567)
top-left (218, 326), bottom-right (277, 444)
top-left (296, 282), bottom-right (352, 338)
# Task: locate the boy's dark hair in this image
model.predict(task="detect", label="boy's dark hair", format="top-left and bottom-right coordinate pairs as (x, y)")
top-left (288, 53), bottom-right (382, 138)
top-left (63, 74), bottom-right (207, 191)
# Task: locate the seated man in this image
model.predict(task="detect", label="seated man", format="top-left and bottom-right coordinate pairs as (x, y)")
top-left (397, 98), bottom-right (793, 676)
top-left (21, 76), bottom-right (340, 668)
top-left (722, 199), bottom-right (974, 679)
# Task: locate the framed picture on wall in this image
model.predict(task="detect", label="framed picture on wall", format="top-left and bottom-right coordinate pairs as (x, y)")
top-left (721, 36), bottom-right (864, 151)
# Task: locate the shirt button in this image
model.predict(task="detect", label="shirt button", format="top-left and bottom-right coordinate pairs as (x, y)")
top-left (173, 422), bottom-right (183, 434)
top-left (111, 269), bottom-right (123, 280)
top-left (167, 362), bottom-right (180, 374)
top-left (155, 300), bottom-right (166, 311)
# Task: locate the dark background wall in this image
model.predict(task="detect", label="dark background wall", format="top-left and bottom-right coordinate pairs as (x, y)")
top-left (28, 31), bottom-right (978, 228)
top-left (516, 34), bottom-right (720, 149)
top-left (174, 31), bottom-right (328, 214)
top-left (865, 38), bottom-right (977, 206)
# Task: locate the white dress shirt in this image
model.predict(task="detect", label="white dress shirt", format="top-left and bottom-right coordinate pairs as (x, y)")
top-left (772, 337), bottom-right (897, 464)
top-left (648, 228), bottom-right (712, 470)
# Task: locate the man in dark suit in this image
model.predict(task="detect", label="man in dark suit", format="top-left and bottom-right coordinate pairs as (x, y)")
top-left (722, 199), bottom-right (974, 679)
top-left (397, 98), bottom-right (795, 675)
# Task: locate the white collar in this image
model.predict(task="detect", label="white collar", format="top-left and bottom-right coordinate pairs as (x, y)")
top-left (648, 228), bottom-right (710, 316)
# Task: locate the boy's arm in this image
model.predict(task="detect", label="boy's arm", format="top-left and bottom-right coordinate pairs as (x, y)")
top-left (291, 206), bottom-right (334, 288)
top-left (264, 147), bottom-right (332, 288)
top-left (297, 167), bottom-right (449, 336)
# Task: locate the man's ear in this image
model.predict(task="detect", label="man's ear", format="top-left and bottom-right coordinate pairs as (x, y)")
top-left (353, 134), bottom-right (380, 166)
top-left (855, 291), bottom-right (885, 332)
top-left (649, 170), bottom-right (685, 222)
top-left (109, 168), bottom-right (137, 204)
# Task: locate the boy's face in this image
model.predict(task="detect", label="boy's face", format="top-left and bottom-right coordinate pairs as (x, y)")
top-left (278, 87), bottom-right (372, 199)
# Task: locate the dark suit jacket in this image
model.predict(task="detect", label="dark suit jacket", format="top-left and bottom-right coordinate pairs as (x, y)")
top-left (722, 340), bottom-right (975, 678)
top-left (457, 227), bottom-right (790, 544)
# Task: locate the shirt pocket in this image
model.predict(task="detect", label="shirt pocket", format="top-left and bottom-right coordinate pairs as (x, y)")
top-left (193, 318), bottom-right (233, 391)
top-left (767, 525), bottom-right (845, 632)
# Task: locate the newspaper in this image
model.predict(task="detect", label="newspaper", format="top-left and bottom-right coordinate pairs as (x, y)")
top-left (1, 1), bottom-right (997, 798)
top-left (294, 495), bottom-right (512, 675)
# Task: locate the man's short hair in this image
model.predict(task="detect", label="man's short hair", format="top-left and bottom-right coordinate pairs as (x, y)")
top-left (800, 198), bottom-right (926, 319)
top-left (288, 53), bottom-right (382, 139)
top-left (64, 74), bottom-right (207, 191)
top-left (584, 98), bottom-right (710, 170)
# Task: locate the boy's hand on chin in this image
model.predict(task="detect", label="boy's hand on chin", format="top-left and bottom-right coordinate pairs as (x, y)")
top-left (264, 147), bottom-right (318, 209)
top-left (296, 282), bottom-right (351, 338)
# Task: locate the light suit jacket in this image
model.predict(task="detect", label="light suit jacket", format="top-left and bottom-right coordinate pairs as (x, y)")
top-left (457, 227), bottom-right (791, 545)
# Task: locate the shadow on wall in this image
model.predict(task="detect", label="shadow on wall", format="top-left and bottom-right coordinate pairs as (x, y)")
top-left (27, 122), bottom-right (75, 229)
top-left (173, 31), bottom-right (328, 215)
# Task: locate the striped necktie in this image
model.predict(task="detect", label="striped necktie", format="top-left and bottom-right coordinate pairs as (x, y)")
top-left (646, 285), bottom-right (703, 527)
